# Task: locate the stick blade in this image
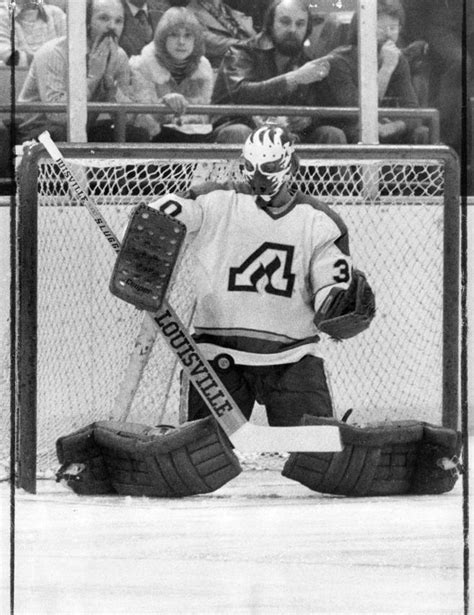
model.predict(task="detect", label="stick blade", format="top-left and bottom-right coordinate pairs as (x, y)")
top-left (231, 423), bottom-right (342, 453)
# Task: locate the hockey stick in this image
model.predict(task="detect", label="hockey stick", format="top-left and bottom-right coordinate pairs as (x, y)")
top-left (113, 312), bottom-right (157, 421)
top-left (38, 131), bottom-right (342, 453)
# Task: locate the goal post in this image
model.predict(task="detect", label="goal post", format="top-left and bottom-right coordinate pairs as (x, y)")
top-left (8, 143), bottom-right (460, 493)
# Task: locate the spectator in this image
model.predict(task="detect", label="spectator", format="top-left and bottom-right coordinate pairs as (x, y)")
top-left (119, 0), bottom-right (170, 57)
top-left (400, 0), bottom-right (473, 155)
top-left (211, 0), bottom-right (346, 144)
top-left (306, 10), bottom-right (354, 60)
top-left (187, 0), bottom-right (255, 69)
top-left (129, 6), bottom-right (214, 141)
top-left (225, 0), bottom-right (272, 32)
top-left (319, 0), bottom-right (429, 144)
top-left (0, 0), bottom-right (66, 67)
top-left (15, 0), bottom-right (148, 142)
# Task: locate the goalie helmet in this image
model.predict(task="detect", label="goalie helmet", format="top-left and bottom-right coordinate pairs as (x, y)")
top-left (241, 126), bottom-right (297, 202)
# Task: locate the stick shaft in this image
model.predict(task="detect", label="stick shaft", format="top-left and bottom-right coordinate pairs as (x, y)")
top-left (37, 131), bottom-right (247, 436)
top-left (39, 135), bottom-right (169, 423)
top-left (39, 137), bottom-right (122, 253)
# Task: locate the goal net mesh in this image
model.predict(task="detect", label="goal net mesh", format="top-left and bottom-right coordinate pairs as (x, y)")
top-left (1, 146), bottom-right (458, 478)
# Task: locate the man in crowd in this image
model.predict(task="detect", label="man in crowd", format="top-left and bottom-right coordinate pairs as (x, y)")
top-left (211, 0), bottom-right (346, 144)
top-left (15, 0), bottom-right (148, 142)
top-left (225, 0), bottom-right (272, 32)
top-left (119, 0), bottom-right (170, 57)
top-left (400, 0), bottom-right (473, 155)
top-left (187, 0), bottom-right (255, 70)
top-left (319, 0), bottom-right (430, 144)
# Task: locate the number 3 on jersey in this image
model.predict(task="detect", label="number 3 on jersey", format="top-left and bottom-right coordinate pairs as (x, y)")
top-left (333, 258), bottom-right (350, 283)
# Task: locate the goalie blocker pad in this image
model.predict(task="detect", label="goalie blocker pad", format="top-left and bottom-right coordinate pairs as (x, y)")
top-left (282, 416), bottom-right (462, 496)
top-left (110, 203), bottom-right (186, 312)
top-left (56, 416), bottom-right (242, 497)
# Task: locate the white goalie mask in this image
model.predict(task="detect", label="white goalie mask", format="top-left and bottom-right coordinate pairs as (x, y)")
top-left (241, 126), bottom-right (296, 202)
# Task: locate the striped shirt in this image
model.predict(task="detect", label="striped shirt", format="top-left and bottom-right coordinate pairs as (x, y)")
top-left (0, 4), bottom-right (66, 67)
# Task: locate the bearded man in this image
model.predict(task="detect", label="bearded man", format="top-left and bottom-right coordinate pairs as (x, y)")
top-left (210, 0), bottom-right (346, 144)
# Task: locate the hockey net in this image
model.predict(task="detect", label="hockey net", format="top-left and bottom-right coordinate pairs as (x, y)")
top-left (3, 144), bottom-right (459, 488)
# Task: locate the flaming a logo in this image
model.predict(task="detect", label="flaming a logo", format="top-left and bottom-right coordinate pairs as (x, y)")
top-left (228, 242), bottom-right (295, 297)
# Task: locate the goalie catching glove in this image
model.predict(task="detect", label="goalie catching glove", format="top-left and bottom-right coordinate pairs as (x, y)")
top-left (282, 415), bottom-right (462, 496)
top-left (56, 417), bottom-right (242, 497)
top-left (314, 269), bottom-right (375, 341)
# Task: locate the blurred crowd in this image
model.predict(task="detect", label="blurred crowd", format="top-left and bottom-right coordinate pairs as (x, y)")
top-left (0, 0), bottom-right (472, 178)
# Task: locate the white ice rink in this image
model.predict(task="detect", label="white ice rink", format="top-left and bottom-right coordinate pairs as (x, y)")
top-left (0, 461), bottom-right (466, 615)
top-left (0, 194), bottom-right (471, 615)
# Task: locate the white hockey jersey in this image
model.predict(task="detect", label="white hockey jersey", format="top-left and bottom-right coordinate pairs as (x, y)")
top-left (149, 187), bottom-right (352, 366)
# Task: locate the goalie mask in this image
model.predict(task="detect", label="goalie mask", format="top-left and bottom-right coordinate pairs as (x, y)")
top-left (241, 126), bottom-right (297, 202)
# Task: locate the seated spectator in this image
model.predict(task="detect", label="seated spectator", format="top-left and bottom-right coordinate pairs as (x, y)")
top-left (399, 37), bottom-right (430, 107)
top-left (319, 0), bottom-right (429, 144)
top-left (15, 0), bottom-right (148, 142)
top-left (129, 6), bottom-right (214, 141)
top-left (211, 0), bottom-right (346, 144)
top-left (119, 0), bottom-right (171, 57)
top-left (306, 10), bottom-right (354, 60)
top-left (187, 0), bottom-right (255, 69)
top-left (224, 0), bottom-right (272, 32)
top-left (400, 0), bottom-right (473, 155)
top-left (0, 0), bottom-right (66, 67)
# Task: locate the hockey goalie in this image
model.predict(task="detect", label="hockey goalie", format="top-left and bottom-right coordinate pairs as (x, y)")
top-left (56, 125), bottom-right (461, 497)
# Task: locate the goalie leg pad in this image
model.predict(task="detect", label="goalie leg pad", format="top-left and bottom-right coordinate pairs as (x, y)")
top-left (56, 424), bottom-right (115, 495)
top-left (282, 416), bottom-right (461, 496)
top-left (91, 416), bottom-right (242, 497)
top-left (410, 423), bottom-right (463, 494)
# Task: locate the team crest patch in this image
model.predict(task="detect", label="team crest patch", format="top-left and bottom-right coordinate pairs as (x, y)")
top-left (228, 242), bottom-right (295, 297)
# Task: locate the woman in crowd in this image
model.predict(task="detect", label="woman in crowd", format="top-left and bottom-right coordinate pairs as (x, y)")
top-left (130, 6), bottom-right (214, 141)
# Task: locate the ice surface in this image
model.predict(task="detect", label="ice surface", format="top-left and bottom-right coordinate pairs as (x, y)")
top-left (0, 200), bottom-right (470, 615)
top-left (1, 464), bottom-right (465, 615)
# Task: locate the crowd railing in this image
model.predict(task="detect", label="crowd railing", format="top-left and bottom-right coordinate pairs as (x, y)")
top-left (0, 102), bottom-right (441, 144)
